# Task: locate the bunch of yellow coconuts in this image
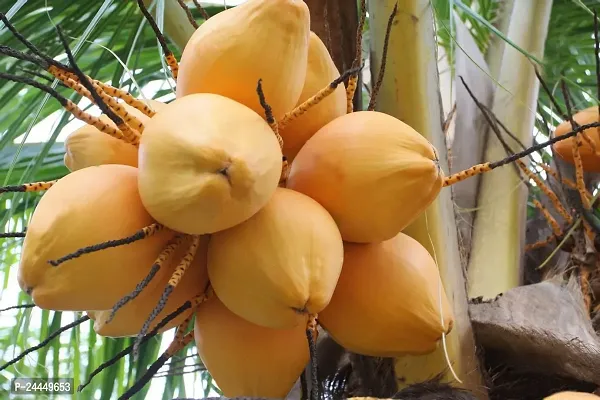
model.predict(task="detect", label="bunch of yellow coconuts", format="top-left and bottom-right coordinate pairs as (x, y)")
top-left (16, 0), bottom-right (453, 397)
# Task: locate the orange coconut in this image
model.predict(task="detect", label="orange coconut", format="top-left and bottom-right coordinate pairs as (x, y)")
top-left (138, 93), bottom-right (282, 235)
top-left (553, 106), bottom-right (600, 172)
top-left (64, 99), bottom-right (166, 171)
top-left (207, 187), bottom-right (344, 329)
top-left (544, 392), bottom-right (600, 400)
top-left (87, 235), bottom-right (209, 337)
top-left (194, 295), bottom-right (309, 398)
top-left (279, 32), bottom-right (346, 162)
top-left (17, 164), bottom-right (177, 311)
top-left (286, 111), bottom-right (443, 243)
top-left (176, 0), bottom-right (310, 120)
top-left (318, 232), bottom-right (454, 357)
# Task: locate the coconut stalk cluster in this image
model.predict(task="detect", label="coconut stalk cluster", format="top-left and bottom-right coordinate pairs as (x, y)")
top-left (2, 0), bottom-right (600, 399)
top-left (2, 0), bottom-right (453, 397)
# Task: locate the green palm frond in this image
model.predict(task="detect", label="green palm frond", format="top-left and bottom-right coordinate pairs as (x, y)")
top-left (433, 0), bottom-right (502, 67)
top-left (539, 0), bottom-right (600, 122)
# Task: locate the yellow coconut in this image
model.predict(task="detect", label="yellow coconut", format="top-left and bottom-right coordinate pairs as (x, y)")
top-left (17, 164), bottom-right (177, 311)
top-left (208, 187), bottom-right (344, 329)
top-left (64, 99), bottom-right (166, 171)
top-left (87, 235), bottom-right (209, 337)
top-left (545, 392), bottom-right (600, 400)
top-left (279, 32), bottom-right (346, 162)
top-left (176, 0), bottom-right (310, 119)
top-left (318, 232), bottom-right (454, 357)
top-left (553, 106), bottom-right (600, 172)
top-left (138, 93), bottom-right (282, 235)
top-left (194, 294), bottom-right (309, 398)
top-left (286, 111), bottom-right (443, 243)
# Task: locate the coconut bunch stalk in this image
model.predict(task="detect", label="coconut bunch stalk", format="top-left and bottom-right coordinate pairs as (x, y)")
top-left (2, 2), bottom-right (600, 399)
top-left (63, 99), bottom-right (167, 171)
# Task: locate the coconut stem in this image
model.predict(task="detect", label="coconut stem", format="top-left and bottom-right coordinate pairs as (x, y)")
top-left (557, 78), bottom-right (599, 262)
top-left (256, 78), bottom-right (282, 146)
top-left (0, 180), bottom-right (57, 194)
top-left (175, 0), bottom-right (199, 29)
top-left (165, 53), bottom-right (180, 80)
top-left (78, 293), bottom-right (208, 392)
top-left (53, 70), bottom-right (146, 137)
top-left (48, 223), bottom-right (165, 267)
top-left (367, 3), bottom-right (397, 111)
top-left (531, 199), bottom-right (563, 237)
top-left (45, 64), bottom-right (158, 118)
top-left (0, 72), bottom-right (132, 143)
top-left (106, 234), bottom-right (186, 324)
top-left (462, 74), bottom-right (571, 223)
top-left (518, 160), bottom-right (572, 223)
top-left (119, 331), bottom-right (194, 400)
top-left (55, 25), bottom-right (143, 146)
top-left (0, 55), bottom-right (131, 145)
top-left (524, 235), bottom-right (556, 251)
top-left (460, 75), bottom-right (585, 235)
top-left (535, 163), bottom-right (579, 191)
top-left (346, 0), bottom-right (367, 113)
top-left (300, 371), bottom-right (309, 400)
top-left (191, 0), bottom-right (210, 20)
top-left (135, 0), bottom-right (179, 80)
top-left (0, 13), bottom-right (70, 73)
top-left (0, 45), bottom-right (49, 69)
top-left (306, 315), bottom-right (319, 400)
top-left (55, 27), bottom-right (122, 127)
top-left (0, 16), bottom-right (128, 118)
top-left (0, 232), bottom-right (26, 238)
top-left (0, 303), bottom-right (35, 313)
top-left (133, 236), bottom-right (202, 357)
top-left (89, 77), bottom-right (158, 117)
top-left (559, 79), bottom-right (593, 212)
top-left (278, 65), bottom-right (363, 131)
top-left (442, 120), bottom-right (600, 187)
top-left (0, 315), bottom-right (89, 372)
top-left (256, 78), bottom-right (289, 184)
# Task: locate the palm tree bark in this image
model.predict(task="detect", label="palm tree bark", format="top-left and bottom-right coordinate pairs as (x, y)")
top-left (467, 0), bottom-right (554, 299)
top-left (304, 0), bottom-right (363, 111)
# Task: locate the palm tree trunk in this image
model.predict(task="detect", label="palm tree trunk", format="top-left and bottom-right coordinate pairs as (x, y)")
top-left (304, 0), bottom-right (363, 111)
top-left (367, 0), bottom-right (487, 396)
top-left (467, 0), bottom-right (554, 299)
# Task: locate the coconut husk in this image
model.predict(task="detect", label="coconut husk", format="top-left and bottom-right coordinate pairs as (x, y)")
top-left (470, 276), bottom-right (600, 385)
